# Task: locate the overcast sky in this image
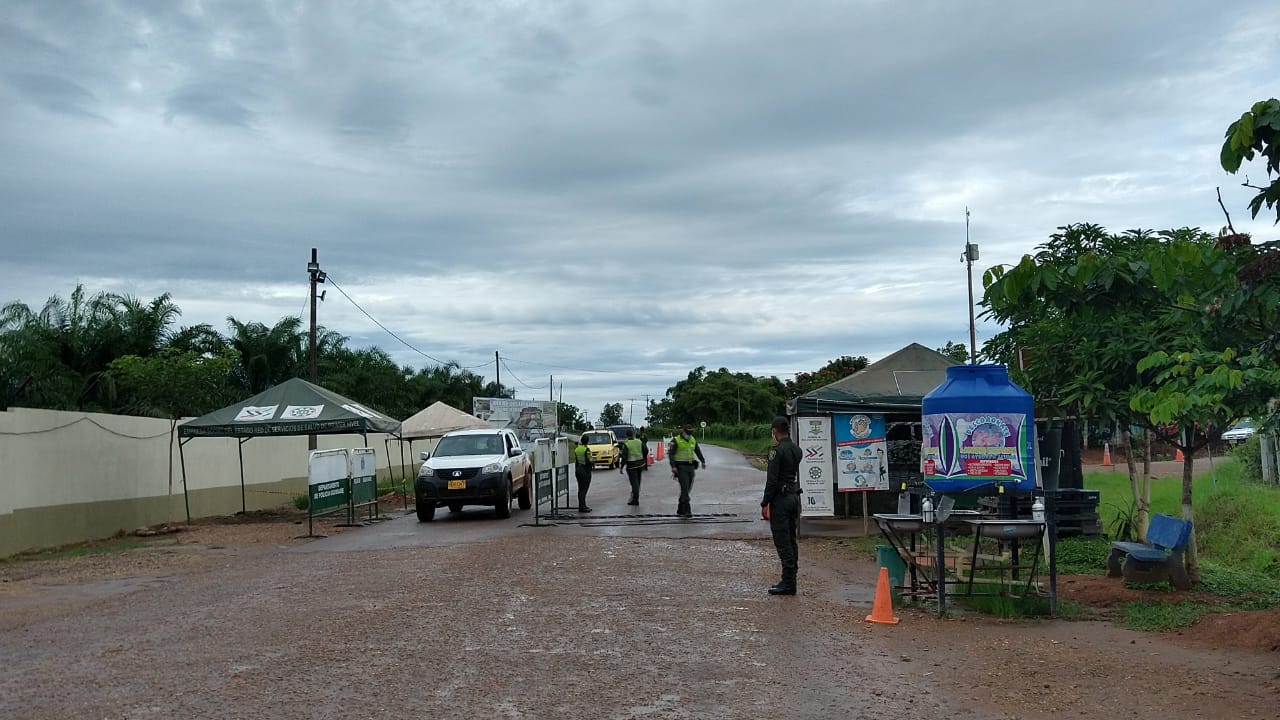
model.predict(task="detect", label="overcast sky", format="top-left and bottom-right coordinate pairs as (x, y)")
top-left (2, 1), bottom-right (1279, 421)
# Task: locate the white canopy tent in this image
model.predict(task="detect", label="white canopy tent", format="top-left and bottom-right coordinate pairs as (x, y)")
top-left (400, 401), bottom-right (492, 440)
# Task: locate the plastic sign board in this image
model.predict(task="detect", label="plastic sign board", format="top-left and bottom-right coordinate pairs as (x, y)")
top-left (921, 412), bottom-right (1033, 488)
top-left (796, 416), bottom-right (834, 517)
top-left (834, 413), bottom-right (889, 491)
top-left (308, 449), bottom-right (350, 513)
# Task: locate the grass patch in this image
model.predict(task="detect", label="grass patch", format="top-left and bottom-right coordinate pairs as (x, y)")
top-left (1122, 599), bottom-right (1214, 631)
top-left (702, 437), bottom-right (776, 454)
top-left (8, 538), bottom-right (153, 563)
top-left (1055, 537), bottom-right (1111, 575)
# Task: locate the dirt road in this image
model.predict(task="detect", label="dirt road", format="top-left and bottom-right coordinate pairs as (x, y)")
top-left (1, 445), bottom-right (1275, 719)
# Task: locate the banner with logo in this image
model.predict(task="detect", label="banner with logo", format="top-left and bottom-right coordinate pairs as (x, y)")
top-left (921, 411), bottom-right (1033, 485)
top-left (795, 416), bottom-right (834, 517)
top-left (833, 413), bottom-right (889, 491)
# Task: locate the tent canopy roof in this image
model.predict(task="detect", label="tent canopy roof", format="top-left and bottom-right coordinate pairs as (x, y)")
top-left (178, 377), bottom-right (401, 438)
top-left (789, 343), bottom-right (959, 415)
top-left (399, 401), bottom-right (491, 440)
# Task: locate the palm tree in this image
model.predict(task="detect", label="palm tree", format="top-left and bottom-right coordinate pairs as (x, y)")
top-left (225, 316), bottom-right (307, 394)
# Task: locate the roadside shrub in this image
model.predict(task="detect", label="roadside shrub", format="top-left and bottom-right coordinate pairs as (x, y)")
top-left (293, 494), bottom-right (309, 511)
top-left (1231, 433), bottom-right (1263, 482)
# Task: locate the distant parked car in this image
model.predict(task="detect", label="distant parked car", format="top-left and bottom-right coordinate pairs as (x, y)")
top-left (1222, 419), bottom-right (1257, 445)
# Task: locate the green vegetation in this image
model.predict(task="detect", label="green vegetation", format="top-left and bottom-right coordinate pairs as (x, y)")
top-left (1086, 462), bottom-right (1280, 580)
top-left (293, 494), bottom-right (309, 511)
top-left (1122, 599), bottom-right (1213, 632)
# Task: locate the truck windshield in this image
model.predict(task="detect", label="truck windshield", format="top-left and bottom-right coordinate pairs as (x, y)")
top-left (434, 435), bottom-right (504, 456)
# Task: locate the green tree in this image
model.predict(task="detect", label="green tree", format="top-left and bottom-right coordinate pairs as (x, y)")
top-left (784, 356), bottom-right (869, 398)
top-left (321, 346), bottom-right (410, 418)
top-left (656, 366), bottom-right (787, 426)
top-left (936, 341), bottom-right (969, 364)
top-left (1221, 98), bottom-right (1280, 223)
top-left (984, 225), bottom-right (1279, 582)
top-left (225, 316), bottom-right (308, 394)
top-left (557, 401), bottom-right (590, 433)
top-left (599, 402), bottom-right (624, 427)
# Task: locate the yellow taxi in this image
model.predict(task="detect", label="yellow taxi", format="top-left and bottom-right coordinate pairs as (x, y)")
top-left (581, 429), bottom-right (620, 469)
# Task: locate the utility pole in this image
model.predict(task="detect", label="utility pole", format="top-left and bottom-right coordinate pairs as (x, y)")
top-left (962, 207), bottom-right (979, 365)
top-left (306, 248), bottom-right (326, 451)
top-left (495, 351), bottom-right (501, 395)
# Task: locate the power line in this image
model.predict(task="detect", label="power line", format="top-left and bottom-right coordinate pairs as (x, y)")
top-left (324, 275), bottom-right (455, 367)
top-left (499, 358), bottom-right (536, 390)
top-left (501, 355), bottom-right (676, 378)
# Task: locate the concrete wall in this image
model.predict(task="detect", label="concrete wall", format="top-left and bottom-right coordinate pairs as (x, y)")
top-left (0, 407), bottom-right (413, 557)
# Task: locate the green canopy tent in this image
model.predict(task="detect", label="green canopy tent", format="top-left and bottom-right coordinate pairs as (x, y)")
top-left (787, 344), bottom-right (958, 510)
top-left (176, 378), bottom-right (402, 519)
top-left (787, 343), bottom-right (959, 416)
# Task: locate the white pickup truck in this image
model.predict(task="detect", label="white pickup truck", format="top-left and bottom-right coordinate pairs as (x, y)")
top-left (413, 427), bottom-right (533, 522)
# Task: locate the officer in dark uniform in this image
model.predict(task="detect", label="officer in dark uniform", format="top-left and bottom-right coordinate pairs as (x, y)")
top-left (619, 429), bottom-right (649, 505)
top-left (574, 434), bottom-right (593, 513)
top-left (668, 424), bottom-right (706, 517)
top-left (761, 416), bottom-right (802, 595)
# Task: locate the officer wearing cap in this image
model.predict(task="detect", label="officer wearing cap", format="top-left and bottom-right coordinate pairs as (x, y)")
top-left (668, 424), bottom-right (706, 517)
top-left (761, 416), bottom-right (802, 595)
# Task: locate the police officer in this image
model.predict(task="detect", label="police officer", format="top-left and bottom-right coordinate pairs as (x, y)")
top-left (761, 416), bottom-right (802, 595)
top-left (668, 424), bottom-right (706, 517)
top-left (619, 429), bottom-right (649, 505)
top-left (574, 433), bottom-right (593, 513)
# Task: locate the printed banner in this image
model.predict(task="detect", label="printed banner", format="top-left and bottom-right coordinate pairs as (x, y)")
top-left (282, 405), bottom-right (324, 420)
top-left (834, 413), bottom-right (889, 491)
top-left (921, 411), bottom-right (1033, 485)
top-left (234, 405), bottom-right (278, 422)
top-left (472, 398), bottom-right (559, 444)
top-left (796, 416), bottom-right (834, 517)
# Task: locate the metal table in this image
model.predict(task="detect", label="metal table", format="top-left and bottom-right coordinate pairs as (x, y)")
top-left (873, 511), bottom-right (1046, 613)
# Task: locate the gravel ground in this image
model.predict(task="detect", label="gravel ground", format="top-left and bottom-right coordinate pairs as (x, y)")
top-left (1, 509), bottom-right (1277, 719)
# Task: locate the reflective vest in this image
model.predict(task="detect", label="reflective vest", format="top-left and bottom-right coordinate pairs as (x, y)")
top-left (624, 438), bottom-right (645, 466)
top-left (672, 434), bottom-right (697, 462)
top-left (574, 444), bottom-right (590, 465)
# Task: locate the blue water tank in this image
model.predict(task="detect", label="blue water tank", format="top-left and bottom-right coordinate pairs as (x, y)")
top-left (920, 364), bottom-right (1037, 493)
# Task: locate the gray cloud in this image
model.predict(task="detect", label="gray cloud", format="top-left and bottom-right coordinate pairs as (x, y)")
top-left (1, 0), bottom-right (1278, 416)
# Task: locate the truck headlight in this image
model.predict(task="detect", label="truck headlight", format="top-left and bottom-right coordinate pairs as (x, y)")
top-left (482, 462), bottom-right (502, 474)
top-left (419, 467), bottom-right (435, 477)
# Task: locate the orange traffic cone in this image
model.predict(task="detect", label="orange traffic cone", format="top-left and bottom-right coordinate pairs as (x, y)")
top-left (656, 442), bottom-right (664, 461)
top-left (1102, 443), bottom-right (1113, 467)
top-left (1175, 447), bottom-right (1185, 462)
top-left (647, 451), bottom-right (654, 467)
top-left (865, 566), bottom-right (900, 625)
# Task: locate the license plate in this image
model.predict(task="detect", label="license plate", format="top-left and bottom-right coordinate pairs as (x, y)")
top-left (447, 479), bottom-right (466, 490)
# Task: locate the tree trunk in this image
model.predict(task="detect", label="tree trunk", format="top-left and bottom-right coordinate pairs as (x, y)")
top-left (1181, 451), bottom-right (1200, 584)
top-left (1142, 429), bottom-right (1152, 479)
top-left (1262, 431), bottom-right (1277, 485)
top-left (1123, 428), bottom-right (1149, 540)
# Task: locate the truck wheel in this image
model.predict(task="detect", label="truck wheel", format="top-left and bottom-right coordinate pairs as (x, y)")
top-left (416, 500), bottom-right (436, 522)
top-left (516, 472), bottom-right (532, 510)
top-left (495, 478), bottom-right (512, 519)
top-left (448, 502), bottom-right (464, 513)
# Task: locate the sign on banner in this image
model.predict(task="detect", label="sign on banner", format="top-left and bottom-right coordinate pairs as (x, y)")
top-left (795, 417), bottom-right (834, 517)
top-left (834, 413), bottom-right (890, 491)
top-left (472, 397), bottom-right (559, 444)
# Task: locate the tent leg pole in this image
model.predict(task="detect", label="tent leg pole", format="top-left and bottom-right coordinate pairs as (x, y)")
top-left (179, 437), bottom-right (191, 523)
top-left (400, 439), bottom-right (408, 511)
top-left (238, 438), bottom-right (248, 514)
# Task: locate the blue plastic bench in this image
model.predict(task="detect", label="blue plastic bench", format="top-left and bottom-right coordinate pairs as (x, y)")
top-left (1106, 513), bottom-right (1193, 590)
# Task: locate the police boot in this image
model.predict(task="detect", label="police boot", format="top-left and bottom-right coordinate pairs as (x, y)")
top-left (769, 572), bottom-right (797, 595)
